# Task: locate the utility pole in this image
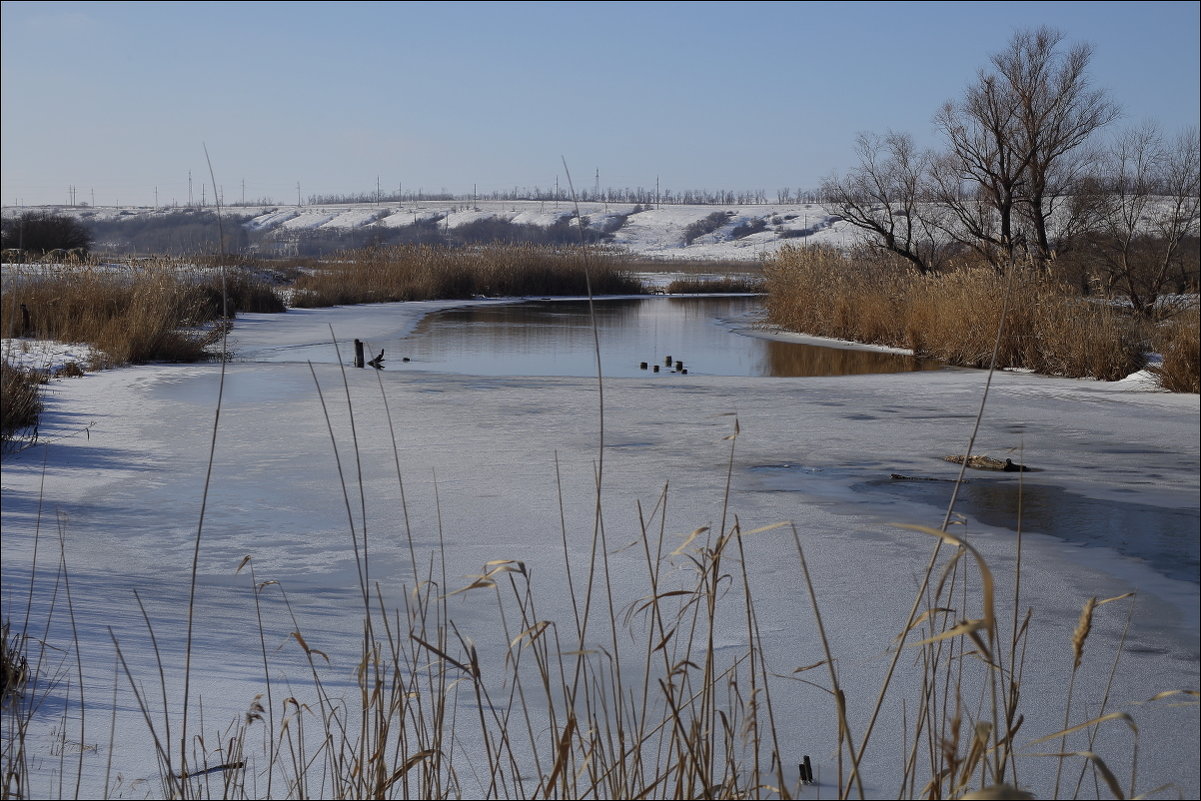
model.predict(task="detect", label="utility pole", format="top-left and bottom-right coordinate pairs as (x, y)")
top-left (656, 175), bottom-right (660, 209)
top-left (188, 170), bottom-right (193, 207)
top-left (297, 182), bottom-right (302, 207)
top-left (377, 176), bottom-right (381, 205)
top-left (155, 186), bottom-right (159, 208)
top-left (91, 187), bottom-right (96, 207)
top-left (201, 184), bottom-right (206, 207)
top-left (241, 178), bottom-right (245, 206)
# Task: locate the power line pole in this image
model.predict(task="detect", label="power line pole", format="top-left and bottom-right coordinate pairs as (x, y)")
top-left (241, 178), bottom-right (245, 206)
top-left (297, 182), bottom-right (302, 207)
top-left (188, 170), bottom-right (193, 207)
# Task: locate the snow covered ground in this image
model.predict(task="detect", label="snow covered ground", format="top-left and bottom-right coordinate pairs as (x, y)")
top-left (2, 200), bottom-right (857, 261)
top-left (2, 299), bottom-right (1198, 798)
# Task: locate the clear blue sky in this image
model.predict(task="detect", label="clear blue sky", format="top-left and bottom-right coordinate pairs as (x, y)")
top-left (2, 0), bottom-right (1198, 207)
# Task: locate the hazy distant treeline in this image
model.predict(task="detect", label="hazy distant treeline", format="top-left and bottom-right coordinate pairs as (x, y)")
top-left (302, 186), bottom-right (824, 207)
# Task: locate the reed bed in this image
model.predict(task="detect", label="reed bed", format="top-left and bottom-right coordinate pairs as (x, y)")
top-left (1152, 311), bottom-right (1201, 393)
top-left (763, 245), bottom-right (1149, 382)
top-left (0, 258), bottom-right (284, 365)
top-left (290, 244), bottom-right (644, 307)
top-left (664, 275), bottom-right (765, 294)
top-left (0, 361), bottom-right (42, 444)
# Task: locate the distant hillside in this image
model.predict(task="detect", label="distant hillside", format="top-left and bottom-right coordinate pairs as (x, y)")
top-left (1, 200), bottom-right (856, 260)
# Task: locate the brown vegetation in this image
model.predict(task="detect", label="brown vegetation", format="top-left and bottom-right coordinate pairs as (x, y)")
top-left (763, 245), bottom-right (1149, 381)
top-left (1152, 313), bottom-right (1201, 393)
top-left (0, 361), bottom-right (43, 444)
top-left (289, 243), bottom-right (643, 307)
top-left (0, 259), bottom-right (284, 365)
top-left (663, 275), bottom-right (764, 294)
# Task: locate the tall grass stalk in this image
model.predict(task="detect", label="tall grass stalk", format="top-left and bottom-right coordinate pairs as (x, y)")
top-left (179, 151), bottom-right (233, 785)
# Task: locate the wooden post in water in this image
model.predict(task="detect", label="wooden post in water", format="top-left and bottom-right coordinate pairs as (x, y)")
top-left (353, 339), bottom-right (365, 368)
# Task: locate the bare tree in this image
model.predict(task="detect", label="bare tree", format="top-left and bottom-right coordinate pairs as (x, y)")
top-left (933, 27), bottom-right (1118, 271)
top-left (997, 27), bottom-right (1120, 262)
top-left (820, 131), bottom-right (946, 274)
top-left (933, 70), bottom-right (1029, 271)
top-left (1080, 124), bottom-right (1200, 316)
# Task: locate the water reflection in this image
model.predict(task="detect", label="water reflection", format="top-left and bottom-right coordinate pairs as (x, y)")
top-left (396, 297), bottom-right (941, 378)
top-left (762, 338), bottom-right (933, 377)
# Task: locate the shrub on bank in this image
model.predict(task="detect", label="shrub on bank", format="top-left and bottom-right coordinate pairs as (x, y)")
top-left (764, 245), bottom-right (1149, 382)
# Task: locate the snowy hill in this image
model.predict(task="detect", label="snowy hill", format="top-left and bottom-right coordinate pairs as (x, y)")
top-left (2, 199), bottom-right (861, 261)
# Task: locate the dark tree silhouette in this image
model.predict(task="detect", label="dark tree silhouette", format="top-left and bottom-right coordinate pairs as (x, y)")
top-left (1, 211), bottom-right (93, 254)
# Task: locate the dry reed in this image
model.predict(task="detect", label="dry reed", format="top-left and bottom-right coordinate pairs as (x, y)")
top-left (289, 243), bottom-right (643, 307)
top-left (764, 245), bottom-right (1150, 382)
top-left (663, 275), bottom-right (765, 294)
top-left (1, 258), bottom-right (284, 365)
top-left (1152, 312), bottom-right (1201, 393)
top-left (0, 362), bottom-right (43, 443)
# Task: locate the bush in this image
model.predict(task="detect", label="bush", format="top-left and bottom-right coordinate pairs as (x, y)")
top-left (682, 211), bottom-right (731, 245)
top-left (729, 218), bottom-right (767, 239)
top-left (0, 211), bottom-right (92, 255)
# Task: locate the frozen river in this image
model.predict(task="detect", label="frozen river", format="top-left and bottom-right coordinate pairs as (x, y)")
top-left (3, 296), bottom-right (1198, 798)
